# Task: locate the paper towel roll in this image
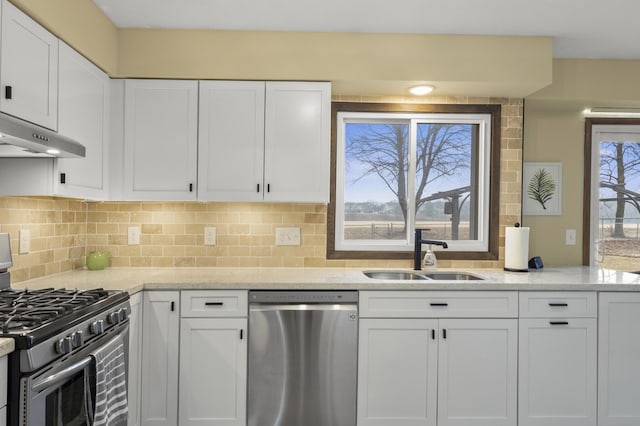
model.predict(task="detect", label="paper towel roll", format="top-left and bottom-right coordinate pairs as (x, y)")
top-left (504, 226), bottom-right (530, 272)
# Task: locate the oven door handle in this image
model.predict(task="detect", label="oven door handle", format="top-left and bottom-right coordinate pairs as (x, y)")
top-left (32, 356), bottom-right (93, 393)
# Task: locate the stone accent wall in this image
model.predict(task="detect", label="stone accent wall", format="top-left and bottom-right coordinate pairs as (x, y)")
top-left (0, 96), bottom-right (523, 283)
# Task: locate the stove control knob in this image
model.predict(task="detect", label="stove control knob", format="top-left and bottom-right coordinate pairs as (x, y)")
top-left (55, 337), bottom-right (73, 354)
top-left (71, 331), bottom-right (84, 348)
top-left (118, 308), bottom-right (128, 322)
top-left (90, 320), bottom-right (105, 335)
top-left (107, 311), bottom-right (120, 325)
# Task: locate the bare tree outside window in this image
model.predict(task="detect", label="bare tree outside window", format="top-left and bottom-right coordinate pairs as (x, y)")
top-left (344, 122), bottom-right (475, 241)
top-left (599, 141), bottom-right (640, 238)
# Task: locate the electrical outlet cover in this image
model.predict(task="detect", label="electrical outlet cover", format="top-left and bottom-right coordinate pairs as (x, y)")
top-left (276, 227), bottom-right (301, 246)
top-left (128, 226), bottom-right (141, 245)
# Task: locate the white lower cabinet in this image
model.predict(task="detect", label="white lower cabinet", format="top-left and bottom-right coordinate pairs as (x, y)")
top-left (518, 292), bottom-right (597, 426)
top-left (128, 293), bottom-right (143, 426)
top-left (179, 318), bottom-right (247, 426)
top-left (598, 292), bottom-right (640, 426)
top-left (357, 291), bottom-right (517, 426)
top-left (140, 291), bottom-right (180, 426)
top-left (178, 291), bottom-right (248, 426)
top-left (437, 319), bottom-right (517, 426)
top-left (357, 319), bottom-right (438, 426)
top-left (518, 318), bottom-right (597, 426)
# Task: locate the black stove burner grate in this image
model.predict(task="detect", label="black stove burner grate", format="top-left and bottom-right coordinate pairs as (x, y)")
top-left (0, 288), bottom-right (110, 333)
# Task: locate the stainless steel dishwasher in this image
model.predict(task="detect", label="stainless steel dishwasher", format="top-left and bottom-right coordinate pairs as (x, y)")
top-left (248, 290), bottom-right (358, 426)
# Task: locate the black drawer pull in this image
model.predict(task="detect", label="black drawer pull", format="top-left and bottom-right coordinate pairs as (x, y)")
top-left (431, 329), bottom-right (435, 340)
top-left (205, 302), bottom-right (224, 306)
top-left (5, 85), bottom-right (12, 100)
top-left (60, 173), bottom-right (66, 184)
top-left (430, 303), bottom-right (448, 307)
top-left (240, 329), bottom-right (244, 340)
top-left (257, 184), bottom-right (260, 193)
top-left (550, 321), bottom-right (569, 326)
top-left (442, 329), bottom-right (447, 339)
top-left (170, 301), bottom-right (175, 312)
top-left (549, 303), bottom-right (568, 307)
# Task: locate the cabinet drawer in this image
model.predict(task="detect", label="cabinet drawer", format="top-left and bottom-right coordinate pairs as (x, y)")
top-left (519, 292), bottom-right (597, 318)
top-left (181, 291), bottom-right (248, 317)
top-left (359, 291), bottom-right (518, 318)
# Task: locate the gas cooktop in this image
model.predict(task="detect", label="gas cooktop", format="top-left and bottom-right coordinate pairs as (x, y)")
top-left (0, 288), bottom-right (129, 349)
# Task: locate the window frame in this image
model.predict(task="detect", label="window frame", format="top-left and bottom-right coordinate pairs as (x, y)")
top-left (583, 117), bottom-right (640, 266)
top-left (327, 102), bottom-right (502, 261)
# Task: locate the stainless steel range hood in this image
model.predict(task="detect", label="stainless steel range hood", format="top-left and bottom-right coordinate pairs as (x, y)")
top-left (0, 112), bottom-right (85, 158)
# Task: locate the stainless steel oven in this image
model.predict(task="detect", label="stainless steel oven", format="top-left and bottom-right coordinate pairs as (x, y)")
top-left (20, 324), bottom-right (129, 425)
top-left (0, 288), bottom-right (131, 426)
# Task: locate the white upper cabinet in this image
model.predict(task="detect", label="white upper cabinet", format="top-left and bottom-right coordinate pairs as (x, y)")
top-left (198, 80), bottom-right (330, 202)
top-left (0, 0), bottom-right (58, 130)
top-left (123, 79), bottom-right (198, 200)
top-left (55, 42), bottom-right (110, 199)
top-left (198, 81), bottom-right (265, 201)
top-left (264, 81), bottom-right (330, 202)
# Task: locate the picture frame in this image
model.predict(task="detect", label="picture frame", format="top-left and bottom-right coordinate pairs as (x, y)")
top-left (523, 162), bottom-right (562, 215)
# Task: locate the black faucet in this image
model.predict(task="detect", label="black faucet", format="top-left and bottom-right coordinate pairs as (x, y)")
top-left (414, 229), bottom-right (448, 270)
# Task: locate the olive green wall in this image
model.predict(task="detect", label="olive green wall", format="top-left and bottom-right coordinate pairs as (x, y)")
top-left (525, 59), bottom-right (640, 265)
top-left (8, 0), bottom-right (552, 98)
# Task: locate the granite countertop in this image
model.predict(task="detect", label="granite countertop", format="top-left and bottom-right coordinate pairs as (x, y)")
top-left (10, 266), bottom-right (640, 293)
top-left (0, 338), bottom-right (14, 357)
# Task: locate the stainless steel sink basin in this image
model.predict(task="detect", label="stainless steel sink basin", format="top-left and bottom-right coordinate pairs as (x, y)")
top-left (421, 271), bottom-right (484, 280)
top-left (363, 270), bottom-right (484, 281)
top-left (363, 271), bottom-right (429, 280)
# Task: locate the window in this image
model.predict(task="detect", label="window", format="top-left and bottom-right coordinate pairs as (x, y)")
top-left (585, 119), bottom-right (640, 271)
top-left (329, 103), bottom-right (501, 260)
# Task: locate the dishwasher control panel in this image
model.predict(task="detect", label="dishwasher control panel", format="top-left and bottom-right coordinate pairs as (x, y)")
top-left (249, 290), bottom-right (358, 304)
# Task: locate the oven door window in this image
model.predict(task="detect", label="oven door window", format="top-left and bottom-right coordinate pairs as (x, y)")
top-left (45, 368), bottom-right (95, 426)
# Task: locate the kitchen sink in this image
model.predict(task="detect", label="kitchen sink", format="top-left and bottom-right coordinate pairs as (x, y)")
top-left (363, 270), bottom-right (485, 281)
top-left (363, 271), bottom-right (429, 280)
top-left (421, 271), bottom-right (484, 281)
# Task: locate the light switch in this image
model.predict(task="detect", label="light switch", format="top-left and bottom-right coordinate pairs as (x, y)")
top-left (565, 229), bottom-right (577, 245)
top-left (204, 227), bottom-right (216, 246)
top-left (19, 229), bottom-right (30, 254)
top-left (128, 226), bottom-right (141, 245)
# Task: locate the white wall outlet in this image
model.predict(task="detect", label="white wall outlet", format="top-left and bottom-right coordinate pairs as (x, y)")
top-left (566, 229), bottom-right (577, 245)
top-left (19, 229), bottom-right (30, 254)
top-left (128, 226), bottom-right (141, 245)
top-left (276, 227), bottom-right (301, 246)
top-left (204, 227), bottom-right (216, 246)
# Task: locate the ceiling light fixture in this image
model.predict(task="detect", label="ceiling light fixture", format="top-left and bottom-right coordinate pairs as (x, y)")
top-left (409, 85), bottom-right (435, 96)
top-left (584, 107), bottom-right (640, 117)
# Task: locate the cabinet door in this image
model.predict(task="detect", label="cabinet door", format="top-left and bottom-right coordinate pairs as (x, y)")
top-left (0, 0), bottom-right (58, 130)
top-left (357, 318), bottom-right (438, 426)
top-left (124, 80), bottom-right (198, 200)
top-left (264, 82), bottom-right (330, 202)
top-left (519, 318), bottom-right (596, 426)
top-left (437, 319), bottom-right (517, 426)
top-left (599, 292), bottom-right (640, 426)
top-left (179, 318), bottom-right (247, 426)
top-left (141, 291), bottom-right (179, 426)
top-left (198, 81), bottom-right (265, 201)
top-left (56, 42), bottom-right (110, 199)
top-left (128, 293), bottom-right (143, 426)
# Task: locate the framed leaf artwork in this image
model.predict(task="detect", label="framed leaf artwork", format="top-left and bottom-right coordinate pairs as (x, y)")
top-left (523, 162), bottom-right (562, 215)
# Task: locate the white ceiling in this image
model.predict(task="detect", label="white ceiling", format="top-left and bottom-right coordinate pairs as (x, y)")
top-left (92, 0), bottom-right (640, 59)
